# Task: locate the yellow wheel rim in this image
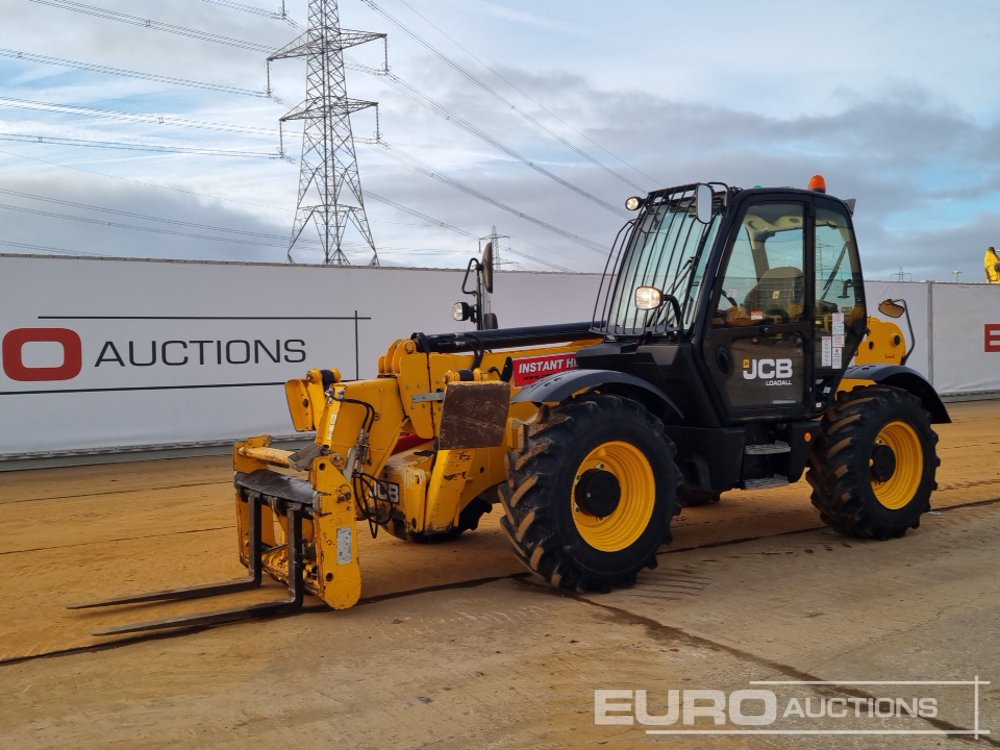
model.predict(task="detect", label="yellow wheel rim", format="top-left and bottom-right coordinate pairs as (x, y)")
top-left (572, 441), bottom-right (656, 552)
top-left (871, 421), bottom-right (923, 510)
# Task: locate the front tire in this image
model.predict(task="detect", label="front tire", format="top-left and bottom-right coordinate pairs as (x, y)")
top-left (499, 395), bottom-right (680, 592)
top-left (807, 385), bottom-right (939, 539)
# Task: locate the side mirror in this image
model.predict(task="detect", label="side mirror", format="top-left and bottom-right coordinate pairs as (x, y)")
top-left (877, 299), bottom-right (906, 319)
top-left (875, 298), bottom-right (914, 366)
top-left (695, 183), bottom-right (713, 224)
top-left (482, 241), bottom-right (495, 294)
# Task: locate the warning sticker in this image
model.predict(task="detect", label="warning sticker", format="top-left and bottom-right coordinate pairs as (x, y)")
top-left (512, 352), bottom-right (578, 387)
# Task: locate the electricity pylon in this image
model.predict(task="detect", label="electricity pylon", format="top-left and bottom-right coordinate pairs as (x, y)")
top-left (269, 0), bottom-right (385, 265)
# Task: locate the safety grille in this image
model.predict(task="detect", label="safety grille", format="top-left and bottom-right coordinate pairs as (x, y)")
top-left (592, 183), bottom-right (728, 337)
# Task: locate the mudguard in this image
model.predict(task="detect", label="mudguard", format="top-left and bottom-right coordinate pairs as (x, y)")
top-left (841, 364), bottom-right (950, 423)
top-left (511, 368), bottom-right (683, 418)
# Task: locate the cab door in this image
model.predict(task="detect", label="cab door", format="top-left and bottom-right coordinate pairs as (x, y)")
top-left (702, 199), bottom-right (814, 421)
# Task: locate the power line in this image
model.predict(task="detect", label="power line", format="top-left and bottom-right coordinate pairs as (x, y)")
top-left (374, 140), bottom-right (608, 256)
top-left (0, 146), bottom-right (277, 209)
top-left (349, 59), bottom-right (625, 217)
top-left (0, 187), bottom-right (300, 242)
top-left (0, 96), bottom-right (277, 136)
top-left (1, 133), bottom-right (283, 159)
top-left (0, 202), bottom-right (293, 249)
top-left (365, 190), bottom-right (573, 272)
top-left (0, 48), bottom-right (272, 99)
top-left (0, 239), bottom-right (104, 256)
top-left (28, 0), bottom-right (274, 53)
top-left (201, 0), bottom-right (298, 26)
top-left (392, 0), bottom-right (661, 188)
top-left (357, 0), bottom-right (647, 192)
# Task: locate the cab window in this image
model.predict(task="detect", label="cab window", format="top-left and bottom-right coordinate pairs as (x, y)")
top-left (814, 205), bottom-right (865, 368)
top-left (713, 202), bottom-right (805, 326)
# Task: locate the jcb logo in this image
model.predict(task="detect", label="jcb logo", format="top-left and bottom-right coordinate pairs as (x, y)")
top-left (742, 357), bottom-right (793, 380)
top-left (1, 327), bottom-right (82, 382)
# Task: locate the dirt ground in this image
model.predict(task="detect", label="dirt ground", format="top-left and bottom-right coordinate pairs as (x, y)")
top-left (1, 401), bottom-right (998, 748)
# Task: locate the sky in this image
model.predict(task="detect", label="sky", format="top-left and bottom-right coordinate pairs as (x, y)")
top-left (1, 0), bottom-right (999, 280)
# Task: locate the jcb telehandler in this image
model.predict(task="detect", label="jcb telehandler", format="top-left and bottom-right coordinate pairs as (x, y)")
top-left (76, 176), bottom-right (948, 634)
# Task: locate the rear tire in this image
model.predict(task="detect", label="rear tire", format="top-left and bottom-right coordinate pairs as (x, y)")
top-left (499, 395), bottom-right (680, 592)
top-left (806, 385), bottom-right (939, 539)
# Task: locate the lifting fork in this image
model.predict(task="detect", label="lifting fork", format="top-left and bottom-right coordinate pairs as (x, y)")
top-left (67, 493), bottom-right (307, 635)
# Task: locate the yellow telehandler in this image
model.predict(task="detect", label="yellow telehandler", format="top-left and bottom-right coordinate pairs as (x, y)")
top-left (75, 177), bottom-right (948, 633)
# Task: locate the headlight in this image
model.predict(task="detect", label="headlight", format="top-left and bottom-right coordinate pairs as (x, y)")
top-left (625, 196), bottom-right (643, 211)
top-left (452, 301), bottom-right (474, 321)
top-left (634, 286), bottom-right (663, 310)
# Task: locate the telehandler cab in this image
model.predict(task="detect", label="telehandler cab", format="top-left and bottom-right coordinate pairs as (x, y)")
top-left (75, 177), bottom-right (948, 633)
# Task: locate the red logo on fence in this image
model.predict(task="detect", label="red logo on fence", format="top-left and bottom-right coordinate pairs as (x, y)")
top-left (1, 328), bottom-right (83, 381)
top-left (986, 324), bottom-right (1000, 353)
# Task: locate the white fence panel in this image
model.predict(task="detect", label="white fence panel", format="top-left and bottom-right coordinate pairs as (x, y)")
top-left (929, 283), bottom-right (1000, 396)
top-left (0, 255), bottom-right (599, 458)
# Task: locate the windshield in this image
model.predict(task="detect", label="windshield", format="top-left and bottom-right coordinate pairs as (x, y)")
top-left (595, 188), bottom-right (722, 336)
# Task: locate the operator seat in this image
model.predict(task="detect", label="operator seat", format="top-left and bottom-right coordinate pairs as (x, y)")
top-left (743, 266), bottom-right (804, 322)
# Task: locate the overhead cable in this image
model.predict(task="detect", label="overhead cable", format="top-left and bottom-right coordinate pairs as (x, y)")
top-left (1, 133), bottom-right (283, 159)
top-left (365, 190), bottom-right (573, 272)
top-left (393, 0), bottom-right (661, 188)
top-left (0, 201), bottom-right (292, 249)
top-left (0, 238), bottom-right (103, 256)
top-left (201, 0), bottom-right (299, 26)
top-left (357, 0), bottom-right (646, 192)
top-left (0, 187), bottom-right (303, 242)
top-left (0, 96), bottom-right (277, 136)
top-left (28, 0), bottom-right (274, 53)
top-left (374, 140), bottom-right (608, 256)
top-left (0, 48), bottom-right (272, 99)
top-left (349, 60), bottom-right (624, 217)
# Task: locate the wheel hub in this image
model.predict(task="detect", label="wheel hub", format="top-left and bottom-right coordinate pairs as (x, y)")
top-left (870, 443), bottom-right (897, 483)
top-left (574, 469), bottom-right (621, 518)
